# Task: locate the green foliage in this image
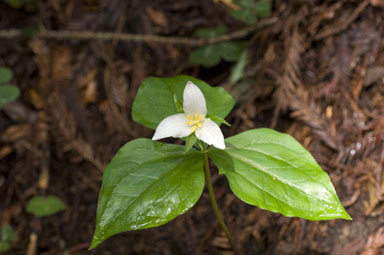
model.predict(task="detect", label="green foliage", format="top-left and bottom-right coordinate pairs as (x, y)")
top-left (231, 0), bottom-right (271, 24)
top-left (194, 25), bottom-right (228, 38)
top-left (3, 0), bottom-right (36, 10)
top-left (206, 114), bottom-right (231, 126)
top-left (0, 224), bottom-right (18, 252)
top-left (132, 75), bottom-right (235, 129)
top-left (90, 139), bottom-right (205, 249)
top-left (26, 195), bottom-right (66, 217)
top-left (209, 128), bottom-right (351, 220)
top-left (189, 26), bottom-right (247, 68)
top-left (230, 50), bottom-right (248, 84)
top-left (0, 85), bottom-right (20, 109)
top-left (0, 67), bottom-right (13, 83)
top-left (92, 75), bottom-right (350, 249)
top-left (0, 241), bottom-right (10, 252)
top-left (1, 225), bottom-right (18, 243)
top-left (0, 67), bottom-right (20, 109)
top-left (184, 133), bottom-right (198, 153)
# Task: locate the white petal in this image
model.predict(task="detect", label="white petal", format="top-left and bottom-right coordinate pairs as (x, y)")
top-left (195, 118), bottom-right (225, 149)
top-left (183, 81), bottom-right (207, 116)
top-left (152, 114), bottom-right (192, 140)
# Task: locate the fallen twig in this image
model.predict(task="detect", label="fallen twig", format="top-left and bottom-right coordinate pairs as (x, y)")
top-left (0, 17), bottom-right (277, 46)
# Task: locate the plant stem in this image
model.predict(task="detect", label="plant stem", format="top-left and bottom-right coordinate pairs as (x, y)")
top-left (202, 148), bottom-right (240, 255)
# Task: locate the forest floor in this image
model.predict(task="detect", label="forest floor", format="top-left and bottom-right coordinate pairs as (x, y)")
top-left (1, 0), bottom-right (384, 254)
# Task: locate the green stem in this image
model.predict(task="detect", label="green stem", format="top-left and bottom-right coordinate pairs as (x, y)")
top-left (202, 146), bottom-right (240, 255)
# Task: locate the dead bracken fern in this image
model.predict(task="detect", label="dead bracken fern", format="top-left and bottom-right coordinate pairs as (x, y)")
top-left (31, 40), bottom-right (104, 172)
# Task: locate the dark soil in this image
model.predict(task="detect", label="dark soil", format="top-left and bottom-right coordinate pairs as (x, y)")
top-left (1, 0), bottom-right (384, 254)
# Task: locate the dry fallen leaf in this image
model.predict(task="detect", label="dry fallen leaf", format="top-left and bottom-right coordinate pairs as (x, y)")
top-left (213, 0), bottom-right (239, 9)
top-left (364, 66), bottom-right (384, 87)
top-left (78, 69), bottom-right (98, 104)
top-left (146, 7), bottom-right (167, 27)
top-left (370, 0), bottom-right (384, 7)
top-left (2, 124), bottom-right (31, 142)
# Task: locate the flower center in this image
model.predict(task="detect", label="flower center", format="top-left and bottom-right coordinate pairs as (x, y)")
top-left (185, 113), bottom-right (204, 132)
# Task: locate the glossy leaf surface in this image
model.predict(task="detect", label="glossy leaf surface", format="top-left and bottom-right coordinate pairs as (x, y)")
top-left (132, 75), bottom-right (234, 129)
top-left (90, 139), bottom-right (205, 249)
top-left (26, 195), bottom-right (66, 217)
top-left (209, 128), bottom-right (351, 220)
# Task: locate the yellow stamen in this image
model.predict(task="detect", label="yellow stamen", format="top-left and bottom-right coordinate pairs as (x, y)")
top-left (185, 113), bottom-right (204, 133)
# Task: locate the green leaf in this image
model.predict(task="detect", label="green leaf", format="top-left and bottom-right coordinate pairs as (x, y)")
top-left (219, 41), bottom-right (248, 62)
top-left (26, 195), bottom-right (66, 217)
top-left (0, 85), bottom-right (20, 109)
top-left (132, 75), bottom-right (234, 129)
top-left (0, 241), bottom-right (10, 252)
top-left (184, 133), bottom-right (198, 153)
top-left (90, 139), bottom-right (205, 249)
top-left (189, 41), bottom-right (247, 68)
top-left (189, 45), bottom-right (222, 67)
top-left (232, 0), bottom-right (254, 8)
top-left (209, 128), bottom-right (351, 221)
top-left (3, 0), bottom-right (23, 8)
top-left (207, 114), bottom-right (231, 126)
top-left (231, 9), bottom-right (257, 24)
top-left (230, 50), bottom-right (248, 84)
top-left (173, 94), bottom-right (183, 112)
top-left (0, 67), bottom-right (13, 83)
top-left (254, 0), bottom-right (271, 17)
top-left (194, 26), bottom-right (228, 38)
top-left (1, 225), bottom-right (18, 243)
top-left (231, 0), bottom-right (271, 24)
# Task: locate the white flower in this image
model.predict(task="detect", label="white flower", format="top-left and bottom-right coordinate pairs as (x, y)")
top-left (152, 81), bottom-right (225, 149)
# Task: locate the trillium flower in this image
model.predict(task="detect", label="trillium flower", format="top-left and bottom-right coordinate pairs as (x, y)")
top-left (152, 81), bottom-right (225, 149)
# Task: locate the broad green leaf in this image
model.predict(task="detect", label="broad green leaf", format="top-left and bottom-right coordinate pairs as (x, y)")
top-left (189, 45), bottom-right (221, 67)
top-left (0, 241), bottom-right (10, 252)
top-left (219, 41), bottom-right (248, 62)
top-left (194, 26), bottom-right (228, 38)
top-left (26, 195), bottom-right (66, 217)
top-left (230, 50), bottom-right (248, 84)
top-left (1, 225), bottom-right (18, 243)
top-left (0, 85), bottom-right (20, 109)
top-left (209, 128), bottom-right (351, 221)
top-left (0, 67), bottom-right (13, 83)
top-left (90, 139), bottom-right (205, 249)
top-left (132, 75), bottom-right (234, 129)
